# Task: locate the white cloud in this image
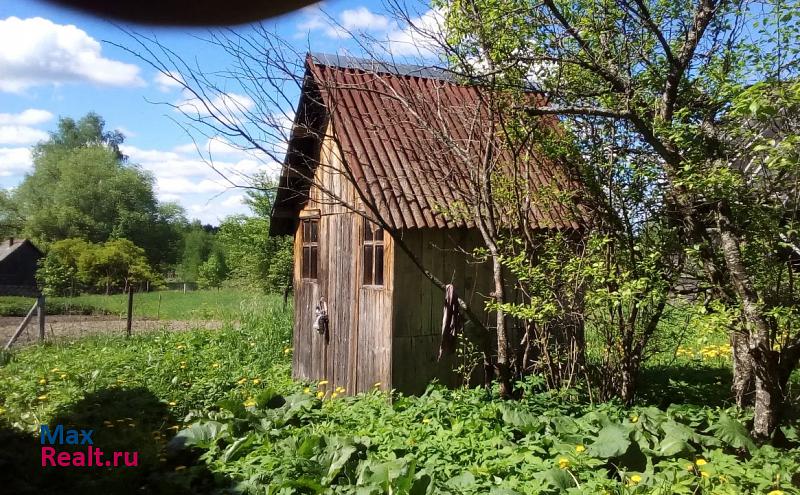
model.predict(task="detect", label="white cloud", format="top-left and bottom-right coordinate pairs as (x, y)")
top-left (0, 109), bottom-right (53, 126)
top-left (220, 194), bottom-right (245, 208)
top-left (340, 7), bottom-right (390, 31)
top-left (298, 4), bottom-right (389, 39)
top-left (154, 71), bottom-right (184, 92)
top-left (0, 17), bottom-right (144, 93)
top-left (386, 9), bottom-right (445, 58)
top-left (0, 125), bottom-right (48, 145)
top-left (0, 147), bottom-right (33, 177)
top-left (176, 92), bottom-right (254, 116)
top-left (156, 177), bottom-right (227, 194)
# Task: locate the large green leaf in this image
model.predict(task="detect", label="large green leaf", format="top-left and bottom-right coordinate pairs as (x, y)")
top-left (707, 413), bottom-right (756, 452)
top-left (587, 423), bottom-right (632, 458)
top-left (168, 420), bottom-right (228, 450)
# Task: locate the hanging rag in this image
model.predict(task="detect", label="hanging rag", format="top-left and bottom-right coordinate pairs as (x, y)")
top-left (313, 297), bottom-right (329, 336)
top-left (438, 284), bottom-right (462, 361)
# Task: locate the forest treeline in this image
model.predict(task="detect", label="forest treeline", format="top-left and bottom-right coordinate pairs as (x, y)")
top-left (0, 113), bottom-right (292, 295)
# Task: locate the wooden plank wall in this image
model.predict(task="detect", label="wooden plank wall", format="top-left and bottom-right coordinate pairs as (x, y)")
top-left (293, 123), bottom-right (392, 395)
top-left (391, 228), bottom-right (494, 394)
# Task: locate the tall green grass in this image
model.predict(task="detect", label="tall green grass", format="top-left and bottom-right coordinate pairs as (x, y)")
top-left (0, 288), bottom-right (264, 320)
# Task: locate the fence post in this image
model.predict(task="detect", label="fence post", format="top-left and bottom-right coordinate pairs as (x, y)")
top-left (37, 295), bottom-right (45, 341)
top-left (126, 289), bottom-right (134, 338)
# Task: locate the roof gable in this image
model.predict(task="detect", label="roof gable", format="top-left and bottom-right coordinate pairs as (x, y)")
top-left (271, 54), bottom-right (586, 235)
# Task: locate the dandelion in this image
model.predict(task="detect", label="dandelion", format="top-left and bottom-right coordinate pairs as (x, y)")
top-left (211, 363), bottom-right (220, 368)
top-left (169, 401), bottom-right (177, 407)
top-left (575, 444), bottom-right (586, 453)
top-left (59, 374), bottom-right (67, 379)
top-left (700, 471), bottom-right (709, 478)
top-left (625, 474), bottom-right (642, 486)
top-left (331, 392), bottom-right (339, 398)
top-left (685, 463), bottom-right (694, 472)
top-left (316, 391), bottom-right (325, 399)
top-left (236, 378), bottom-right (247, 385)
top-left (695, 459), bottom-right (707, 466)
top-left (252, 379), bottom-right (261, 385)
top-left (303, 387), bottom-right (311, 394)
top-left (243, 398), bottom-right (257, 407)
top-left (558, 457), bottom-right (570, 469)
top-left (422, 418), bottom-right (431, 424)
top-left (630, 414), bottom-right (638, 423)
top-left (284, 348), bottom-right (293, 354)
top-left (37, 394), bottom-right (48, 401)
top-left (176, 345), bottom-right (185, 350)
top-left (373, 382), bottom-right (382, 388)
top-left (38, 378), bottom-right (46, 384)
top-left (767, 490), bottom-right (785, 495)
top-left (318, 380), bottom-right (329, 386)
top-left (50, 368), bottom-right (59, 372)
top-left (0, 407), bottom-right (5, 415)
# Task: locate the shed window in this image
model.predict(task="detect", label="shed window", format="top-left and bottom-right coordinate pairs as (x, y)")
top-left (301, 219), bottom-right (318, 280)
top-left (362, 220), bottom-right (384, 286)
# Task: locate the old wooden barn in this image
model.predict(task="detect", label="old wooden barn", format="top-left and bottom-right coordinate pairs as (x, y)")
top-left (270, 54), bottom-right (582, 395)
top-left (0, 238), bottom-right (43, 297)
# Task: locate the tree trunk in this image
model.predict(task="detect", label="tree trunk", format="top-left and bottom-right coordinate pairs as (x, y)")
top-left (491, 252), bottom-right (513, 398)
top-left (731, 326), bottom-right (755, 407)
top-left (717, 207), bottom-right (780, 439)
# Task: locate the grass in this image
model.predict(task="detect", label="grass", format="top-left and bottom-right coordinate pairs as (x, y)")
top-left (0, 288), bottom-right (263, 320)
top-left (0, 295), bottom-right (798, 494)
top-left (0, 294), bottom-right (292, 494)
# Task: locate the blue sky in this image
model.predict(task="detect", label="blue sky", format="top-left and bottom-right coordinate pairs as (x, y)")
top-left (0, 0), bottom-right (438, 224)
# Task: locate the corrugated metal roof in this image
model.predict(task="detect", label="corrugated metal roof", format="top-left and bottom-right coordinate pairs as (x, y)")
top-left (271, 54), bottom-right (586, 235)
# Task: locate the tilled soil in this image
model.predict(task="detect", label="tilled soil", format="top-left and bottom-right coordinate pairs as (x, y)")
top-left (0, 314), bottom-right (226, 347)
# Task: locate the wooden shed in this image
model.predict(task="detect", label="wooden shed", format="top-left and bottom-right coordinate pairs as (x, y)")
top-left (270, 54), bottom-right (583, 395)
top-left (0, 238), bottom-right (43, 297)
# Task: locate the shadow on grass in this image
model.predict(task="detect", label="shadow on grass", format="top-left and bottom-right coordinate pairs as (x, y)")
top-left (637, 364), bottom-right (733, 408)
top-left (0, 387), bottom-right (218, 494)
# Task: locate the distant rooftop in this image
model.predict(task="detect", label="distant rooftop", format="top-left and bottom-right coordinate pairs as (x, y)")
top-left (309, 52), bottom-right (456, 82)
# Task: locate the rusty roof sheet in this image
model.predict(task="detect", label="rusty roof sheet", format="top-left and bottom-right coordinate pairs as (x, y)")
top-left (271, 54), bottom-right (587, 235)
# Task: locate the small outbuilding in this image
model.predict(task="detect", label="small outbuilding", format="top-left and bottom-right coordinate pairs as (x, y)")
top-left (271, 54), bottom-right (582, 395)
top-left (0, 238), bottom-right (43, 297)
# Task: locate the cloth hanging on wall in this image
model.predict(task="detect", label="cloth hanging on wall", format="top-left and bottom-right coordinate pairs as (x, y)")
top-left (438, 284), bottom-right (462, 361)
top-left (313, 297), bottom-right (328, 336)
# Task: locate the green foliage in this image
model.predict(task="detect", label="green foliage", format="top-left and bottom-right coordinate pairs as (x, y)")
top-left (13, 113), bottom-right (185, 267)
top-left (37, 237), bottom-right (160, 295)
top-left (176, 222), bottom-right (216, 283)
top-left (197, 252), bottom-right (228, 289)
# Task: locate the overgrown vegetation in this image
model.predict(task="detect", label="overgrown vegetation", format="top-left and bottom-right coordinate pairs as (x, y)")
top-left (0, 299), bottom-right (797, 494)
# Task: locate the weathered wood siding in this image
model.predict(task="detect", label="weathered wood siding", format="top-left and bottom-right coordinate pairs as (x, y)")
top-left (292, 124), bottom-right (393, 394)
top-left (391, 229), bottom-right (493, 394)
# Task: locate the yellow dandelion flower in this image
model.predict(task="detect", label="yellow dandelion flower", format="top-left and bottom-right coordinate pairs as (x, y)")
top-left (373, 382), bottom-right (382, 388)
top-left (422, 418), bottom-right (431, 424)
top-left (284, 348), bottom-right (293, 354)
top-left (318, 380), bottom-right (329, 386)
top-left (316, 391), bottom-right (325, 399)
top-left (168, 401), bottom-right (177, 406)
top-left (700, 471), bottom-right (709, 478)
top-left (629, 474), bottom-right (642, 485)
top-left (252, 379), bottom-right (261, 385)
top-left (575, 444), bottom-right (586, 453)
top-left (212, 363), bottom-right (220, 368)
top-left (243, 399), bottom-right (257, 407)
top-left (630, 414), bottom-right (639, 423)
top-left (0, 407), bottom-right (5, 415)
top-left (695, 459), bottom-right (707, 466)
top-left (38, 378), bottom-right (46, 384)
top-left (37, 395), bottom-right (47, 401)
top-left (236, 378), bottom-right (247, 385)
top-left (176, 345), bottom-right (184, 350)
top-left (685, 463), bottom-right (694, 472)
top-left (558, 457), bottom-right (570, 469)
top-left (59, 374), bottom-right (67, 379)
top-left (50, 368), bottom-right (59, 372)
top-left (331, 392), bottom-right (339, 398)
top-left (303, 387), bottom-right (311, 394)
top-left (767, 490), bottom-right (785, 495)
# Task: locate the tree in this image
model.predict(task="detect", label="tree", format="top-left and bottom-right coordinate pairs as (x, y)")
top-left (435, 0), bottom-right (800, 438)
top-left (77, 238), bottom-right (160, 294)
top-left (197, 251), bottom-right (228, 289)
top-left (36, 238), bottom-right (92, 296)
top-left (177, 221), bottom-right (216, 282)
top-left (13, 113), bottom-right (184, 267)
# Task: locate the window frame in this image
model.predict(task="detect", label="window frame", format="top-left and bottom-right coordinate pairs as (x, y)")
top-left (300, 218), bottom-right (319, 280)
top-left (362, 219), bottom-right (385, 287)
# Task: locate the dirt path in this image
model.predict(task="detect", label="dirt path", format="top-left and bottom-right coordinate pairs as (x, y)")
top-left (0, 314), bottom-right (226, 347)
